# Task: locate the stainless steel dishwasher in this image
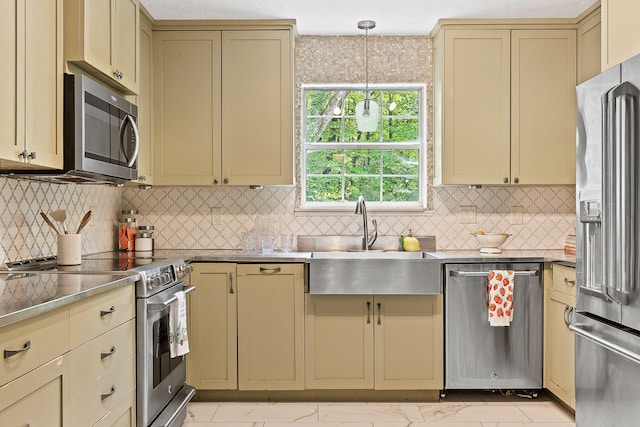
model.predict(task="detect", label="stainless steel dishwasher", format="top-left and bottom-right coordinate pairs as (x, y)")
top-left (445, 263), bottom-right (543, 391)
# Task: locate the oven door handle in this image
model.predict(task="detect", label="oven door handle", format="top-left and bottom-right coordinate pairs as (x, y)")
top-left (148, 286), bottom-right (196, 311)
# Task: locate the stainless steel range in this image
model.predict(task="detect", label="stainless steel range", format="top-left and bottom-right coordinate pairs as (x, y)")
top-left (134, 258), bottom-right (195, 427)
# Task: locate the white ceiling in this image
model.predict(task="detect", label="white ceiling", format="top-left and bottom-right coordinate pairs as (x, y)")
top-left (140, 0), bottom-right (597, 35)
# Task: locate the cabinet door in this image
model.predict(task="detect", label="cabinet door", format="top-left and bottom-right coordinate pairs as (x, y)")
top-left (546, 290), bottom-right (575, 409)
top-left (374, 295), bottom-right (443, 390)
top-left (305, 295), bottom-right (374, 389)
top-left (0, 0), bottom-right (17, 162)
top-left (578, 12), bottom-right (602, 84)
top-left (153, 31), bottom-right (222, 185)
top-left (511, 30), bottom-right (576, 185)
top-left (113, 0), bottom-right (139, 92)
top-left (0, 357), bottom-right (63, 426)
top-left (438, 29), bottom-right (511, 185)
top-left (187, 263), bottom-right (237, 390)
top-left (237, 264), bottom-right (304, 390)
top-left (136, 18), bottom-right (153, 184)
top-left (221, 30), bottom-right (293, 185)
top-left (602, 0), bottom-right (640, 70)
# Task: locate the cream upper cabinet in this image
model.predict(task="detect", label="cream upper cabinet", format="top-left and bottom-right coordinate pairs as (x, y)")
top-left (305, 294), bottom-right (443, 390)
top-left (602, 0), bottom-right (640, 70)
top-left (434, 29), bottom-right (511, 185)
top-left (221, 30), bottom-right (293, 185)
top-left (187, 263), bottom-right (238, 390)
top-left (153, 28), bottom-right (294, 186)
top-left (236, 264), bottom-right (304, 390)
top-left (153, 31), bottom-right (222, 186)
top-left (511, 30), bottom-right (576, 185)
top-left (0, 0), bottom-right (63, 170)
top-left (433, 24), bottom-right (576, 185)
top-left (544, 264), bottom-right (576, 410)
top-left (577, 8), bottom-right (602, 84)
top-left (64, 0), bottom-right (140, 94)
top-left (136, 16), bottom-right (153, 185)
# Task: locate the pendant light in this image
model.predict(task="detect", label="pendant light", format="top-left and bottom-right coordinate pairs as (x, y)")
top-left (355, 20), bottom-right (379, 132)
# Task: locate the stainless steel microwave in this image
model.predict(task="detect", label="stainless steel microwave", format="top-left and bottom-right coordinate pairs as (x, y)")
top-left (61, 74), bottom-right (139, 183)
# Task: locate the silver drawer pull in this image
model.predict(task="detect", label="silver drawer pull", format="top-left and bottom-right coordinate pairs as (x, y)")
top-left (259, 267), bottom-right (281, 273)
top-left (4, 340), bottom-right (31, 359)
top-left (101, 385), bottom-right (117, 400)
top-left (449, 270), bottom-right (539, 277)
top-left (101, 346), bottom-right (117, 359)
top-left (100, 306), bottom-right (116, 316)
top-left (564, 277), bottom-right (576, 286)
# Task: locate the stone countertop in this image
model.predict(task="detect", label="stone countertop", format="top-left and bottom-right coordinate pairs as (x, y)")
top-left (0, 273), bottom-right (138, 328)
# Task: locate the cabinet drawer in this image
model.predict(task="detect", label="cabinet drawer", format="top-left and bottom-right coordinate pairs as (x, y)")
top-left (552, 264), bottom-right (576, 296)
top-left (65, 355), bottom-right (135, 427)
top-left (93, 389), bottom-right (135, 427)
top-left (0, 308), bottom-right (69, 387)
top-left (66, 320), bottom-right (135, 389)
top-left (70, 285), bottom-right (135, 348)
top-left (0, 356), bottom-right (63, 426)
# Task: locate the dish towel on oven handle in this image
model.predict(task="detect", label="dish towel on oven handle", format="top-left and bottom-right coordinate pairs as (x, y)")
top-left (488, 270), bottom-right (514, 327)
top-left (169, 290), bottom-right (190, 357)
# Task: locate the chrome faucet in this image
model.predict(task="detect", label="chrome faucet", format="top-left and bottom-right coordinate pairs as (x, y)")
top-left (354, 196), bottom-right (378, 250)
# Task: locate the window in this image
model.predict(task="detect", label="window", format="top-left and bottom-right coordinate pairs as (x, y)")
top-left (301, 84), bottom-right (425, 210)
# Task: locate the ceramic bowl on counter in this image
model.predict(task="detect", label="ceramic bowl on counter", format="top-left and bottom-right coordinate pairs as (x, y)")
top-left (471, 232), bottom-right (511, 254)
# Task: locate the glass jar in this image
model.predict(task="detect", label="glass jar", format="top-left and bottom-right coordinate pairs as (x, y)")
top-left (135, 226), bottom-right (154, 252)
top-left (118, 217), bottom-right (137, 251)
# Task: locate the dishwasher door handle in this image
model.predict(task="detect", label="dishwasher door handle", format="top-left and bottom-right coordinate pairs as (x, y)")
top-left (449, 269), bottom-right (540, 277)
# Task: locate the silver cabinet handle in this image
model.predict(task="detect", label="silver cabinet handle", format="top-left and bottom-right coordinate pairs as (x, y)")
top-left (4, 340), bottom-right (31, 359)
top-left (503, 177), bottom-right (509, 183)
top-left (449, 270), bottom-right (539, 277)
top-left (377, 302), bottom-right (382, 325)
top-left (100, 306), bottom-right (116, 316)
top-left (229, 272), bottom-right (234, 294)
top-left (213, 179), bottom-right (219, 185)
top-left (564, 277), bottom-right (576, 286)
top-left (101, 346), bottom-right (117, 359)
top-left (570, 322), bottom-right (640, 365)
top-left (223, 178), bottom-right (229, 184)
top-left (366, 301), bottom-right (371, 324)
top-left (101, 385), bottom-right (117, 400)
top-left (563, 306), bottom-right (574, 329)
top-left (514, 177), bottom-right (519, 184)
top-left (259, 267), bottom-right (281, 273)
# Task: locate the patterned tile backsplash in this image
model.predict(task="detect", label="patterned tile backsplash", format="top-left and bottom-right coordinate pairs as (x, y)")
top-left (0, 35), bottom-right (576, 261)
top-left (0, 177), bottom-right (122, 263)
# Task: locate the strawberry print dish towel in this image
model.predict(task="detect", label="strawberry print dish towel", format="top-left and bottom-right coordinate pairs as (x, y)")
top-left (488, 270), bottom-right (515, 326)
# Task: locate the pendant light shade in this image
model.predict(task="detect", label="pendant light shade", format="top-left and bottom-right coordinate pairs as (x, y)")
top-left (356, 20), bottom-right (378, 132)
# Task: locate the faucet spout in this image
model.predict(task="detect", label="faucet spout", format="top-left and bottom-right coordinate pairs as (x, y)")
top-left (354, 196), bottom-right (378, 251)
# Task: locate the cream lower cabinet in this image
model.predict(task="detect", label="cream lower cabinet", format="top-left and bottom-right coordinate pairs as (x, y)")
top-left (0, 357), bottom-right (64, 426)
top-left (602, 0), bottom-right (640, 70)
top-left (188, 263), bottom-right (238, 390)
top-left (188, 263), bottom-right (304, 390)
top-left (544, 264), bottom-right (576, 409)
top-left (153, 28), bottom-right (293, 186)
top-left (0, 0), bottom-right (63, 170)
top-left (432, 24), bottom-right (576, 185)
top-left (305, 294), bottom-right (443, 390)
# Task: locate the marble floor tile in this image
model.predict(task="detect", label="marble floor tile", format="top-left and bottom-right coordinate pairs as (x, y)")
top-left (481, 423), bottom-right (575, 427)
top-left (318, 404), bottom-right (424, 423)
top-left (419, 404), bottom-right (530, 423)
top-left (183, 423), bottom-right (265, 427)
top-left (212, 404), bottom-right (319, 422)
top-left (186, 403), bottom-right (220, 422)
top-left (516, 403), bottom-right (575, 423)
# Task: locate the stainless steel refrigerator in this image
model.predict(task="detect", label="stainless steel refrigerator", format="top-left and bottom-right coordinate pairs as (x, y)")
top-left (574, 53), bottom-right (640, 427)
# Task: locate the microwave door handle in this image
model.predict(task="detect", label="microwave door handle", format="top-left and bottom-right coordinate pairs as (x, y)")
top-left (119, 114), bottom-right (140, 168)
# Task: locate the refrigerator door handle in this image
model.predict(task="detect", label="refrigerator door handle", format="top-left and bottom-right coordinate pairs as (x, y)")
top-left (570, 322), bottom-right (640, 366)
top-left (602, 82), bottom-right (640, 305)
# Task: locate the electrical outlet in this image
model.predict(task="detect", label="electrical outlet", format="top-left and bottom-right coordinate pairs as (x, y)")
top-left (459, 205), bottom-right (477, 224)
top-left (511, 206), bottom-right (524, 225)
top-left (211, 207), bottom-right (222, 225)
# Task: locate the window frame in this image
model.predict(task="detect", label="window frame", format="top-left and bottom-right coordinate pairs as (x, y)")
top-left (300, 83), bottom-right (427, 211)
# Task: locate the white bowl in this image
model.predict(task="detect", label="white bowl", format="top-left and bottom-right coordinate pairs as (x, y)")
top-left (471, 233), bottom-right (511, 254)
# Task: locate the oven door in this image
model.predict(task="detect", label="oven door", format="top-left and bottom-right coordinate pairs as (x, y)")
top-left (137, 282), bottom-right (195, 427)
